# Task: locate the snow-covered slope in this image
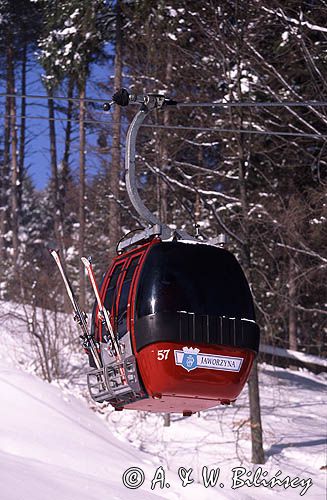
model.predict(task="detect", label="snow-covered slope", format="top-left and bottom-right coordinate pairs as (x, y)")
top-left (0, 300), bottom-right (326, 499)
top-left (0, 358), bottom-right (164, 500)
top-left (109, 364), bottom-right (327, 499)
top-left (0, 302), bottom-right (216, 500)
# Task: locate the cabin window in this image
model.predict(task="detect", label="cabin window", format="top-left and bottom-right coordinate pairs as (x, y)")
top-left (104, 263), bottom-right (124, 313)
top-left (116, 256), bottom-right (141, 338)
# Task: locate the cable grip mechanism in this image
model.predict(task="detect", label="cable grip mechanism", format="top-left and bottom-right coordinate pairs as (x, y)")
top-left (103, 88), bottom-right (177, 111)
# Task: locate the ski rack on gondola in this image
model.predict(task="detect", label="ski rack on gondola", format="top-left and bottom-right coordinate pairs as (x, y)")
top-left (50, 247), bottom-right (145, 405)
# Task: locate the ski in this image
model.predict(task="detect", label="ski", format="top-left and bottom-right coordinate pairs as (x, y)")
top-left (81, 257), bottom-right (127, 385)
top-left (49, 248), bottom-right (102, 370)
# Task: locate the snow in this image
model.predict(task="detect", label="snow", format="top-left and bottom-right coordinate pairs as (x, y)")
top-left (63, 42), bottom-right (72, 56)
top-left (0, 300), bottom-right (326, 499)
top-left (309, 217), bottom-right (326, 225)
top-left (0, 359), bottom-right (162, 500)
top-left (260, 344), bottom-right (327, 368)
top-left (261, 6), bottom-right (327, 33)
top-left (168, 8), bottom-right (178, 17)
top-left (110, 364), bottom-right (326, 499)
top-left (57, 26), bottom-right (77, 37)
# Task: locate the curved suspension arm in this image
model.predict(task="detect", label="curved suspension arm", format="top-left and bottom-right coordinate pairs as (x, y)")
top-left (125, 105), bottom-right (167, 228)
top-left (106, 90), bottom-right (196, 243)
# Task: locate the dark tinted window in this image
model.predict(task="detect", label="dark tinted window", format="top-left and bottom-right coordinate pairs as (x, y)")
top-left (136, 242), bottom-right (255, 320)
top-left (104, 263), bottom-right (123, 312)
top-left (117, 256), bottom-right (140, 338)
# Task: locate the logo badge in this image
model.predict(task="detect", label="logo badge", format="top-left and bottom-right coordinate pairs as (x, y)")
top-left (180, 347), bottom-right (200, 372)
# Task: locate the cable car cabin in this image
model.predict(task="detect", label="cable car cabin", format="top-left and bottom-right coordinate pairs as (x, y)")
top-left (88, 237), bottom-right (260, 414)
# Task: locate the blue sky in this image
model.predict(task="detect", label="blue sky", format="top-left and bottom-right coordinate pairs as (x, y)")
top-left (0, 57), bottom-right (114, 191)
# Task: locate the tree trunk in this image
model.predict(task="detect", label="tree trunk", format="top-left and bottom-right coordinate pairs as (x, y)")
top-left (288, 257), bottom-right (298, 351)
top-left (233, 53), bottom-right (265, 464)
top-left (159, 48), bottom-right (172, 225)
top-left (62, 78), bottom-right (74, 168)
top-left (247, 359), bottom-right (265, 463)
top-left (8, 43), bottom-right (19, 269)
top-left (0, 51), bottom-right (12, 261)
top-left (155, 49), bottom-right (172, 227)
top-left (108, 0), bottom-right (123, 263)
top-left (238, 157), bottom-right (265, 464)
top-left (18, 41), bottom-right (27, 212)
top-left (60, 76), bottom-right (75, 248)
top-left (239, 164), bottom-right (265, 464)
top-left (195, 147), bottom-right (203, 225)
top-left (47, 87), bottom-right (62, 252)
top-left (78, 81), bottom-right (86, 310)
top-left (163, 413), bottom-right (170, 427)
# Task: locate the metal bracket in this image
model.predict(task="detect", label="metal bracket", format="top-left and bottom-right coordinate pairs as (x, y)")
top-left (117, 224), bottom-right (166, 252)
top-left (208, 233), bottom-right (227, 248)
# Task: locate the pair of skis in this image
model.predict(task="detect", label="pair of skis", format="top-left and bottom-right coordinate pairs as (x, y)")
top-left (50, 249), bottom-right (126, 384)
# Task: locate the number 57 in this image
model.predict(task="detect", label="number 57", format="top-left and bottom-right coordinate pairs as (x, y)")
top-left (157, 349), bottom-right (170, 361)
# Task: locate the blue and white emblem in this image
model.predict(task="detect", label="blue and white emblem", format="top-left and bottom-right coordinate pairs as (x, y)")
top-left (176, 347), bottom-right (200, 372)
top-left (181, 348), bottom-right (199, 372)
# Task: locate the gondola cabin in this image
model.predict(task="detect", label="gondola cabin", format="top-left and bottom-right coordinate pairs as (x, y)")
top-left (88, 237), bottom-right (260, 414)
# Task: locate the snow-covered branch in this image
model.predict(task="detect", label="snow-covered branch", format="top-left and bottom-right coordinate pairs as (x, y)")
top-left (276, 242), bottom-right (327, 264)
top-left (262, 6), bottom-right (327, 33)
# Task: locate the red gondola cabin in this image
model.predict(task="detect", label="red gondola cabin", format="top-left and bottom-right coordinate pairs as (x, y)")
top-left (89, 237), bottom-right (260, 414)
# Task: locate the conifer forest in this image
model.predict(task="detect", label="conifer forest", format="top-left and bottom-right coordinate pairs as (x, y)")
top-left (0, 0), bottom-right (326, 467)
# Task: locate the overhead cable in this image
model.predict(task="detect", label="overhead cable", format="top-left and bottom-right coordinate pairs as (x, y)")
top-left (143, 124), bottom-right (327, 139)
top-left (0, 113), bottom-right (326, 139)
top-left (1, 92), bottom-right (327, 109)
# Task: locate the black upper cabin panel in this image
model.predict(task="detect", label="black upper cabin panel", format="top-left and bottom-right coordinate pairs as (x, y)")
top-left (135, 242), bottom-right (255, 321)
